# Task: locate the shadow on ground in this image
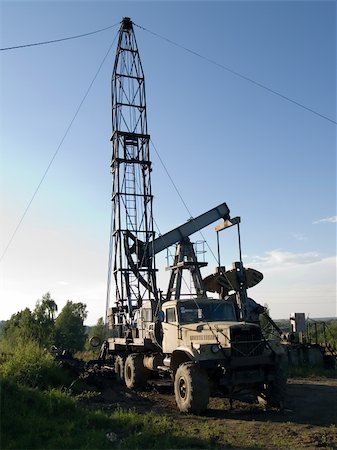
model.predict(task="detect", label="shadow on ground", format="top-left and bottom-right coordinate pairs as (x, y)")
top-left (200, 381), bottom-right (337, 427)
top-left (99, 378), bottom-right (337, 428)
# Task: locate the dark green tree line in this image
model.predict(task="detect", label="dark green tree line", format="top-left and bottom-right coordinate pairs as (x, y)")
top-left (2, 293), bottom-right (88, 352)
top-left (54, 301), bottom-right (87, 352)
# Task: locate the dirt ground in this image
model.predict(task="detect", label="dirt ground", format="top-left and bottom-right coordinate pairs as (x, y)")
top-left (94, 376), bottom-right (337, 449)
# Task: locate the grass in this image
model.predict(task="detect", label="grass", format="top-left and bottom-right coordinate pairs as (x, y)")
top-left (0, 339), bottom-right (67, 388)
top-left (0, 377), bottom-right (211, 449)
top-left (1, 378), bottom-right (112, 449)
top-left (286, 364), bottom-right (336, 379)
top-left (1, 337), bottom-right (336, 449)
top-left (2, 371), bottom-right (337, 449)
top-left (75, 349), bottom-right (100, 362)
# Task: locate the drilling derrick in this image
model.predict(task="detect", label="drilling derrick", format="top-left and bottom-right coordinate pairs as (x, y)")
top-left (97, 17), bottom-right (285, 415)
top-left (107, 17), bottom-right (158, 330)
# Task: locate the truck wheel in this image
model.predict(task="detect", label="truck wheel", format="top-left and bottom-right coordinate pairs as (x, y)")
top-left (174, 362), bottom-right (209, 414)
top-left (114, 355), bottom-right (125, 384)
top-left (124, 353), bottom-right (148, 389)
top-left (266, 366), bottom-right (287, 409)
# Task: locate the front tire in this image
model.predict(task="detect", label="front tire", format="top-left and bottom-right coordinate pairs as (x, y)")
top-left (174, 362), bottom-right (209, 414)
top-left (124, 353), bottom-right (148, 389)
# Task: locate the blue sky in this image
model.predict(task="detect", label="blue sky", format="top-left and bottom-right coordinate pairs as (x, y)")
top-left (1, 1), bottom-right (336, 324)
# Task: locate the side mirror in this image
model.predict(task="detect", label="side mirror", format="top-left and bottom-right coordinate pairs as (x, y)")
top-left (89, 335), bottom-right (101, 348)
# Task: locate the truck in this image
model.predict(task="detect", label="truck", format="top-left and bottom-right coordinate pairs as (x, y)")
top-left (94, 17), bottom-right (286, 414)
top-left (98, 203), bottom-right (286, 414)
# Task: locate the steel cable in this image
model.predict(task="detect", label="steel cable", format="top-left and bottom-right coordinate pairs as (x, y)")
top-left (0, 22), bottom-right (120, 51)
top-left (134, 22), bottom-right (336, 126)
top-left (0, 31), bottom-right (119, 263)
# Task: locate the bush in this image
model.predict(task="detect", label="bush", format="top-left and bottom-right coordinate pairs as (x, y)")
top-left (286, 364), bottom-right (336, 379)
top-left (0, 377), bottom-right (112, 449)
top-left (0, 339), bottom-right (70, 389)
top-left (1, 379), bottom-right (209, 449)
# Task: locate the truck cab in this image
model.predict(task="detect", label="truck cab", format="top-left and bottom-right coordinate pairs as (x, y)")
top-left (161, 298), bottom-right (270, 369)
top-left (162, 298), bottom-right (237, 354)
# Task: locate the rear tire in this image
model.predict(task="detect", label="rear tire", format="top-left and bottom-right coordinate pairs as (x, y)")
top-left (124, 353), bottom-right (148, 389)
top-left (266, 366), bottom-right (287, 409)
top-left (114, 355), bottom-right (125, 384)
top-left (258, 366), bottom-right (287, 409)
top-left (174, 362), bottom-right (209, 414)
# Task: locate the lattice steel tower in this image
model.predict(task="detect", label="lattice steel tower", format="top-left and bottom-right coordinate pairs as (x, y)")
top-left (106, 18), bottom-right (158, 329)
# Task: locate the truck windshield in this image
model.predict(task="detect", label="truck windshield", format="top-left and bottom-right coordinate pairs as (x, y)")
top-left (178, 301), bottom-right (236, 324)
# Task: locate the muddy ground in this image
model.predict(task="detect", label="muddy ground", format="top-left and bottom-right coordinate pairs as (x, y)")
top-left (90, 376), bottom-right (337, 449)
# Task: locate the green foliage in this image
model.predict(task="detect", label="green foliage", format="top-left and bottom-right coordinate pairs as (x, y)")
top-left (0, 378), bottom-right (112, 449)
top-left (74, 350), bottom-right (99, 361)
top-left (3, 307), bottom-right (39, 344)
top-left (1, 336), bottom-right (335, 450)
top-left (33, 292), bottom-right (58, 346)
top-left (0, 335), bottom-right (209, 449)
top-left (85, 317), bottom-right (106, 352)
top-left (0, 320), bottom-right (7, 338)
top-left (0, 338), bottom-right (70, 389)
top-left (259, 304), bottom-right (274, 338)
top-left (54, 301), bottom-right (88, 353)
top-left (2, 293), bottom-right (88, 353)
top-left (3, 292), bottom-right (57, 347)
top-left (110, 408), bottom-right (208, 449)
top-left (274, 318), bottom-right (337, 348)
top-left (90, 317), bottom-right (106, 341)
top-left (306, 320), bottom-right (337, 348)
top-left (285, 364), bottom-right (336, 379)
top-left (1, 378), bottom-right (211, 449)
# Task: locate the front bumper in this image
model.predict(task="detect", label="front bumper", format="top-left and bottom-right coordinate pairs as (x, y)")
top-left (199, 352), bottom-right (276, 387)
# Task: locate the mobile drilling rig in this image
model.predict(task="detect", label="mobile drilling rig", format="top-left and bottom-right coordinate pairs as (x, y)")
top-left (96, 17), bottom-right (286, 414)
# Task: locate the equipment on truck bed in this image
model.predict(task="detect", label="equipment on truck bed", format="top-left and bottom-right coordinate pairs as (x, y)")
top-left (98, 17), bottom-right (286, 414)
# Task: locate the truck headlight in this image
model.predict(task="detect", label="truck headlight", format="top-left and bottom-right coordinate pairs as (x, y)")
top-left (211, 345), bottom-right (220, 353)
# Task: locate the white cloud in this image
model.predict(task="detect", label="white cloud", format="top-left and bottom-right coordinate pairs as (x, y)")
top-left (290, 233), bottom-right (307, 241)
top-left (245, 252), bottom-right (336, 319)
top-left (247, 249), bottom-right (322, 269)
top-left (313, 216), bottom-right (337, 224)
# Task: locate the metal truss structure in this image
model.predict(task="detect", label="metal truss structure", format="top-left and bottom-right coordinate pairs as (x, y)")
top-left (106, 18), bottom-right (158, 328)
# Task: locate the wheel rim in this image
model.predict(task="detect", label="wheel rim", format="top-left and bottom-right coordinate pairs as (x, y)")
top-left (126, 365), bottom-right (132, 381)
top-left (178, 377), bottom-right (187, 399)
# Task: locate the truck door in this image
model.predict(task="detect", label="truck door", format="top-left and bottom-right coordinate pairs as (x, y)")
top-left (162, 307), bottom-right (179, 353)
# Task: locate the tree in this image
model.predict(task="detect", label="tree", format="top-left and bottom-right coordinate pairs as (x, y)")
top-left (3, 308), bottom-right (39, 343)
top-left (2, 294), bottom-right (90, 353)
top-left (54, 301), bottom-right (88, 353)
top-left (3, 293), bottom-right (58, 347)
top-left (33, 292), bottom-right (58, 346)
top-left (259, 304), bottom-right (274, 339)
top-left (90, 317), bottom-right (106, 340)
top-left (86, 317), bottom-right (106, 351)
top-left (34, 292), bottom-right (58, 321)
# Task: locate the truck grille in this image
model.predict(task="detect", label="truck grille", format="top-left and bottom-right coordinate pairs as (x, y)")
top-left (230, 327), bottom-right (264, 357)
top-left (190, 335), bottom-right (216, 341)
